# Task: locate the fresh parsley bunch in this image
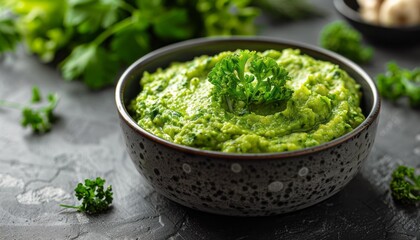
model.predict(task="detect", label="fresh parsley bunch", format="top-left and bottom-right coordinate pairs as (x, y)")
top-left (0, 0), bottom-right (320, 89)
top-left (1, 0), bottom-right (259, 89)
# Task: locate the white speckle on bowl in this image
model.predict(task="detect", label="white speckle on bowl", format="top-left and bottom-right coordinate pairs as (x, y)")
top-left (268, 181), bottom-right (284, 192)
top-left (230, 163), bottom-right (242, 173)
top-left (298, 167), bottom-right (309, 177)
top-left (182, 163), bottom-right (192, 173)
top-left (416, 134), bottom-right (420, 141)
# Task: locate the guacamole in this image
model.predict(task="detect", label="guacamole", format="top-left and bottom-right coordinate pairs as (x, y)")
top-left (130, 49), bottom-right (365, 153)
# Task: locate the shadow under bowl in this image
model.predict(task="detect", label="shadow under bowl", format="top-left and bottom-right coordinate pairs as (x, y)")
top-left (115, 37), bottom-right (381, 216)
top-left (334, 0), bottom-right (420, 45)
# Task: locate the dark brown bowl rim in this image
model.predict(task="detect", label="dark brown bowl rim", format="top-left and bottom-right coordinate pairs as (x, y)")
top-left (115, 36), bottom-right (381, 160)
top-left (333, 0), bottom-right (420, 31)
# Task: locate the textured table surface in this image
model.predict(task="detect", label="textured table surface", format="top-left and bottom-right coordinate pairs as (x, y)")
top-left (1, 1), bottom-right (420, 240)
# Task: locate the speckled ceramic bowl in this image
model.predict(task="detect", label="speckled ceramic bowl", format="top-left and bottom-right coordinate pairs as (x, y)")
top-left (115, 37), bottom-right (380, 216)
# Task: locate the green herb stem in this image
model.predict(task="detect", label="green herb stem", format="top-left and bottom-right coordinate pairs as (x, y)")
top-left (59, 204), bottom-right (80, 209)
top-left (119, 1), bottom-right (136, 13)
top-left (0, 100), bottom-right (24, 109)
top-left (93, 17), bottom-right (134, 46)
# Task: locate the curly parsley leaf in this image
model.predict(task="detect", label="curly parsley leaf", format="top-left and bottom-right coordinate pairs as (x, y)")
top-left (320, 21), bottom-right (373, 63)
top-left (249, 55), bottom-right (293, 104)
top-left (0, 17), bottom-right (21, 54)
top-left (208, 50), bottom-right (293, 114)
top-left (60, 177), bottom-right (113, 214)
top-left (390, 165), bottom-right (420, 205)
top-left (376, 62), bottom-right (420, 107)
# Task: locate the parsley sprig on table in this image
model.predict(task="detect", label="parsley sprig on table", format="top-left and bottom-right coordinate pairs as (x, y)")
top-left (208, 50), bottom-right (293, 114)
top-left (20, 86), bottom-right (59, 133)
top-left (60, 177), bottom-right (113, 214)
top-left (319, 22), bottom-right (373, 63)
top-left (390, 166), bottom-right (420, 205)
top-left (376, 62), bottom-right (420, 107)
top-left (0, 86), bottom-right (59, 133)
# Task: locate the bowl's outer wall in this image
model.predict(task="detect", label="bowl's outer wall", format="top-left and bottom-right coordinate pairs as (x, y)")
top-left (117, 38), bottom-right (380, 216)
top-left (120, 116), bottom-right (378, 216)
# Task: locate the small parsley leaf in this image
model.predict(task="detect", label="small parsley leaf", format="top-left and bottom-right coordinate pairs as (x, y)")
top-left (60, 44), bottom-right (119, 89)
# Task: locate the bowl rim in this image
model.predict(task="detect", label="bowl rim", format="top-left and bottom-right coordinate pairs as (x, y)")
top-left (115, 36), bottom-right (381, 160)
top-left (333, 0), bottom-right (420, 30)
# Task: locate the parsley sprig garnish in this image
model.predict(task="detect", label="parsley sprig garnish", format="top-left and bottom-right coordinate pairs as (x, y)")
top-left (208, 50), bottom-right (293, 114)
top-left (0, 86), bottom-right (58, 133)
top-left (60, 177), bottom-right (113, 214)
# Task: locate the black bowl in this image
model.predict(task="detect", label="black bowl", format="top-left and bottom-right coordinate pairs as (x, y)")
top-left (334, 0), bottom-right (420, 45)
top-left (115, 37), bottom-right (381, 216)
